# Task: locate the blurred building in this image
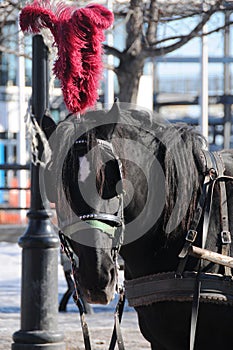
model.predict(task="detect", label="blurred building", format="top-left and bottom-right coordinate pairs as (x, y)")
top-left (1, 4), bottom-right (233, 163)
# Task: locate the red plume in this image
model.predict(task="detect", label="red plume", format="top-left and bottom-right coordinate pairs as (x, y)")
top-left (20, 1), bottom-right (114, 114)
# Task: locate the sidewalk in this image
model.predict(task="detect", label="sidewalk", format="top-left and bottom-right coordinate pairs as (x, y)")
top-left (0, 311), bottom-right (150, 349)
top-left (0, 233), bottom-right (150, 349)
top-left (0, 225), bottom-right (26, 243)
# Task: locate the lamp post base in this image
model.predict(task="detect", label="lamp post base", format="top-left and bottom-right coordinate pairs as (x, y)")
top-left (12, 330), bottom-right (65, 350)
top-left (11, 210), bottom-right (65, 350)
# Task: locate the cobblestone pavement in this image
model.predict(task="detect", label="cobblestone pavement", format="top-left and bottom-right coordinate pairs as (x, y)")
top-left (0, 311), bottom-right (151, 350)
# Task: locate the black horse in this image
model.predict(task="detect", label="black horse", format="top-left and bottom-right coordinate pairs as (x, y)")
top-left (42, 101), bottom-right (233, 350)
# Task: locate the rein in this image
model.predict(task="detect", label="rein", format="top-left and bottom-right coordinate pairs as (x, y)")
top-left (59, 231), bottom-right (126, 350)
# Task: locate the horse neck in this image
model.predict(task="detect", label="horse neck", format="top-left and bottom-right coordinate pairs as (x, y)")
top-left (120, 160), bottom-right (187, 279)
top-left (121, 213), bottom-right (192, 277)
top-left (119, 141), bottom-right (202, 280)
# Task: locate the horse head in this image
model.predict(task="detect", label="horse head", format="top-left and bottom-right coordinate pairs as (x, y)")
top-left (42, 101), bottom-right (124, 304)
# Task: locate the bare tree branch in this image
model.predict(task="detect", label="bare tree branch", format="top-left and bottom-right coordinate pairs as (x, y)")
top-left (146, 0), bottom-right (159, 45)
top-left (1, 0), bottom-right (233, 104)
top-left (103, 44), bottom-right (123, 60)
top-left (145, 14), bottom-right (233, 49)
top-left (0, 45), bottom-right (31, 59)
top-left (142, 0), bottom-right (222, 57)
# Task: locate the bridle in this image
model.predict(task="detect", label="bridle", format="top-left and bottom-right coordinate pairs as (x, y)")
top-left (59, 136), bottom-right (126, 350)
top-left (62, 137), bottom-right (125, 252)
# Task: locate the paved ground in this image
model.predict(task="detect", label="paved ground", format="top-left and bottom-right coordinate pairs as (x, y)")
top-left (0, 225), bottom-right (26, 243)
top-left (0, 227), bottom-right (151, 349)
top-left (0, 311), bottom-right (150, 350)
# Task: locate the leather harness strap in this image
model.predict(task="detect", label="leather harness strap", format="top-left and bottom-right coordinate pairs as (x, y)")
top-left (177, 150), bottom-right (233, 350)
top-left (125, 150), bottom-right (233, 350)
top-left (108, 289), bottom-right (126, 350)
top-left (189, 151), bottom-right (220, 350)
top-left (214, 153), bottom-right (232, 277)
top-left (176, 150), bottom-right (215, 276)
top-left (125, 271), bottom-right (233, 306)
top-left (183, 151), bottom-right (233, 350)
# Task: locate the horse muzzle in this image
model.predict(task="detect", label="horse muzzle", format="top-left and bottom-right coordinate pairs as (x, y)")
top-left (69, 226), bottom-right (117, 304)
top-left (81, 286), bottom-right (115, 305)
top-left (75, 265), bottom-right (116, 305)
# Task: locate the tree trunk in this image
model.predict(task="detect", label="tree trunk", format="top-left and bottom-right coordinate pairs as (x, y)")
top-left (116, 0), bottom-right (144, 104)
top-left (116, 54), bottom-right (144, 104)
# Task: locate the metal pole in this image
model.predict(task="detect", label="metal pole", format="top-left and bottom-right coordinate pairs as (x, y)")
top-left (17, 24), bottom-right (27, 222)
top-left (12, 35), bottom-right (65, 350)
top-left (104, 0), bottom-right (114, 106)
top-left (223, 11), bottom-right (231, 149)
top-left (199, 2), bottom-right (209, 142)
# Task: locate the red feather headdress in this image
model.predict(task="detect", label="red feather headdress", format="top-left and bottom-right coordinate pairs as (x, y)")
top-left (20, 1), bottom-right (114, 114)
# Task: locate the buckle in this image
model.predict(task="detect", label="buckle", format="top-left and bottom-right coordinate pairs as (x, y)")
top-left (178, 230), bottom-right (198, 260)
top-left (186, 230), bottom-right (197, 243)
top-left (221, 231), bottom-right (231, 244)
top-left (208, 168), bottom-right (217, 180)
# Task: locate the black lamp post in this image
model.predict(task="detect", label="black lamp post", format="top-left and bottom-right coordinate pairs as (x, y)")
top-left (12, 35), bottom-right (65, 350)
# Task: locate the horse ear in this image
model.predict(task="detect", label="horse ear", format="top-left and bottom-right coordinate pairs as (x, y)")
top-left (41, 111), bottom-right (57, 140)
top-left (108, 98), bottom-right (120, 120)
top-left (98, 98), bottom-right (120, 140)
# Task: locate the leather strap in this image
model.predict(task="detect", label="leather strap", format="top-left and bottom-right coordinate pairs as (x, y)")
top-left (176, 173), bottom-right (213, 276)
top-left (190, 270), bottom-right (201, 350)
top-left (220, 182), bottom-right (232, 277)
top-left (109, 289), bottom-right (126, 350)
top-left (73, 296), bottom-right (92, 350)
top-left (177, 150), bottom-right (221, 350)
top-left (59, 231), bottom-right (126, 350)
top-left (125, 271), bottom-right (233, 306)
top-left (190, 151), bottom-right (220, 350)
top-left (214, 152), bottom-right (232, 276)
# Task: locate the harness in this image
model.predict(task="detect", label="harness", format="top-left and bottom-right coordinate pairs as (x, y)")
top-left (59, 141), bottom-right (233, 350)
top-left (125, 150), bottom-right (233, 350)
